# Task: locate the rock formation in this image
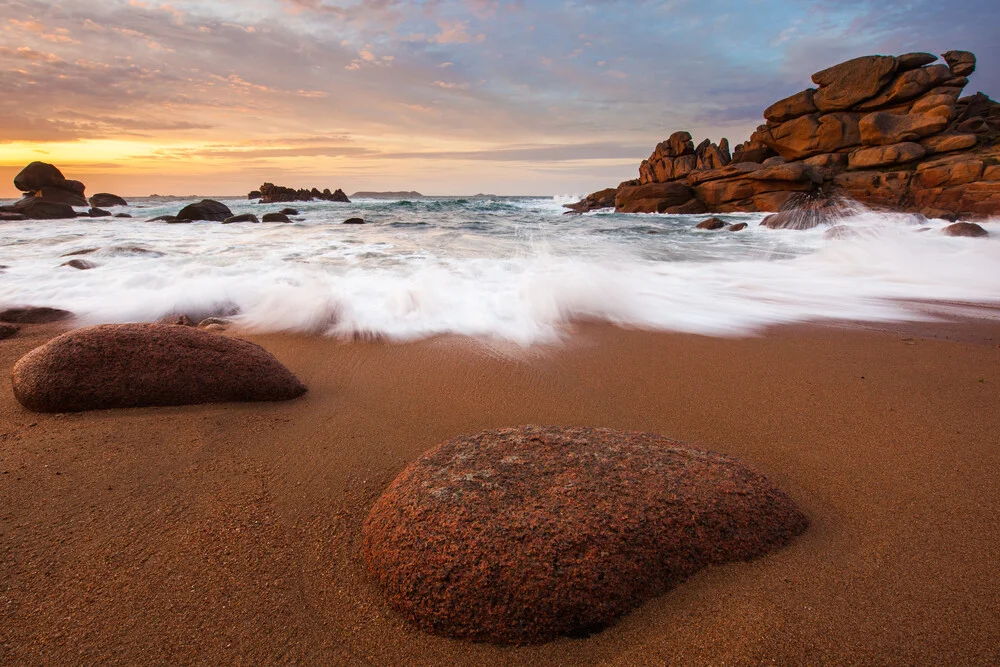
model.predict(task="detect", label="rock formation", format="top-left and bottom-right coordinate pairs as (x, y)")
top-left (12, 324), bottom-right (307, 412)
top-left (569, 50), bottom-right (1000, 223)
top-left (1, 162), bottom-right (89, 219)
top-left (257, 183), bottom-right (350, 204)
top-left (363, 425), bottom-right (808, 645)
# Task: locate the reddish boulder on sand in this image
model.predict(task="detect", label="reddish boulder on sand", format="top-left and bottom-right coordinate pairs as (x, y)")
top-left (363, 425), bottom-right (808, 645)
top-left (12, 324), bottom-right (307, 412)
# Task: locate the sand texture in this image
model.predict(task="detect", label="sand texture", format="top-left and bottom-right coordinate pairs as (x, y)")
top-left (1, 320), bottom-right (999, 665)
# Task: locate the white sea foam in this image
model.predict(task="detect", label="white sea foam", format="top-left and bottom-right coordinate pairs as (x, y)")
top-left (1, 196), bottom-right (998, 343)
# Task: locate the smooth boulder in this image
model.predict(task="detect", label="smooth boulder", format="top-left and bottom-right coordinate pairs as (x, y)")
top-left (363, 425), bottom-right (808, 645)
top-left (12, 324), bottom-right (307, 412)
top-left (13, 162), bottom-right (65, 192)
top-left (943, 222), bottom-right (988, 237)
top-left (176, 199), bottom-right (233, 222)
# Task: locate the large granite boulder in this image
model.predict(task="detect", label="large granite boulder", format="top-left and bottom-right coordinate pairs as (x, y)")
top-left (811, 55), bottom-right (898, 111)
top-left (942, 51), bottom-right (976, 77)
top-left (363, 425), bottom-right (808, 645)
top-left (764, 89), bottom-right (818, 123)
top-left (11, 324), bottom-right (307, 412)
top-left (13, 162), bottom-right (65, 192)
top-left (176, 199), bottom-right (233, 222)
top-left (33, 185), bottom-right (88, 207)
top-left (615, 181), bottom-right (703, 214)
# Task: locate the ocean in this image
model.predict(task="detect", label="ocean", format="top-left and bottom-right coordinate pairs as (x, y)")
top-left (2, 196), bottom-right (998, 343)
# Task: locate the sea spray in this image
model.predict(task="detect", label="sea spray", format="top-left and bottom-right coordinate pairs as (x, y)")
top-left (0, 196), bottom-right (997, 343)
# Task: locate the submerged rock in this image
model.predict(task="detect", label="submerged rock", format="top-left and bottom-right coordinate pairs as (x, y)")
top-left (343, 217), bottom-right (365, 224)
top-left (61, 259), bottom-right (97, 270)
top-left (12, 324), bottom-right (307, 412)
top-left (363, 425), bottom-right (808, 645)
top-left (222, 213), bottom-right (260, 224)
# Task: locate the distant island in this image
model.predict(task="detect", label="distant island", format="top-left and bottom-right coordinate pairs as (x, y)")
top-left (350, 191), bottom-right (424, 199)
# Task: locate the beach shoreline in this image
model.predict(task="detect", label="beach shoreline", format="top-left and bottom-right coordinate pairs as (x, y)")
top-left (2, 319), bottom-right (998, 665)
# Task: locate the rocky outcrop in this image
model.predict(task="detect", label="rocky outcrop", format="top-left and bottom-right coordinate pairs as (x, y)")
top-left (568, 49), bottom-right (1000, 222)
top-left (1, 162), bottom-right (90, 218)
top-left (12, 324), bottom-right (307, 412)
top-left (363, 425), bottom-right (807, 645)
top-left (258, 183), bottom-right (350, 204)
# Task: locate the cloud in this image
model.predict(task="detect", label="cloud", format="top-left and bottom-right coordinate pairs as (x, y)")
top-left (0, 0), bottom-right (998, 195)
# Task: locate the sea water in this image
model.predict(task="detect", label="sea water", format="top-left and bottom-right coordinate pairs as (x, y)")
top-left (1, 196), bottom-right (998, 344)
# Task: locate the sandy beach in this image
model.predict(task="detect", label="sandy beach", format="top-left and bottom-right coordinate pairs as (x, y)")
top-left (1, 319), bottom-right (998, 665)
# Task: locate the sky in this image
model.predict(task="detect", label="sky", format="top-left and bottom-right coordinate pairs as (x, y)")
top-left (0, 0), bottom-right (997, 197)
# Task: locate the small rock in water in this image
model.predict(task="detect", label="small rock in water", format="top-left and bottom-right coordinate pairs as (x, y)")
top-left (0, 323), bottom-right (19, 340)
top-left (113, 213), bottom-right (133, 218)
top-left (279, 208), bottom-right (299, 215)
top-left (262, 212), bottom-right (291, 223)
top-left (343, 217), bottom-right (365, 225)
top-left (0, 307), bottom-right (74, 324)
top-left (88, 208), bottom-right (112, 217)
top-left (147, 215), bottom-right (179, 223)
top-left (222, 213), bottom-right (260, 224)
top-left (727, 222), bottom-right (749, 231)
top-left (61, 248), bottom-right (99, 257)
top-left (696, 217), bottom-right (727, 230)
top-left (89, 193), bottom-right (128, 208)
top-left (824, 225), bottom-right (860, 240)
top-left (61, 259), bottom-right (97, 270)
top-left (943, 221), bottom-right (988, 237)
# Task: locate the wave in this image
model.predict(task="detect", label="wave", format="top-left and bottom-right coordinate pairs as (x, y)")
top-left (1, 198), bottom-right (997, 343)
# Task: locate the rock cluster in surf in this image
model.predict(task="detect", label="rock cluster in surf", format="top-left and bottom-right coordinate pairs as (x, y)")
top-left (568, 50), bottom-right (1000, 225)
top-left (0, 162), bottom-right (131, 220)
top-left (363, 425), bottom-right (808, 645)
top-left (12, 323), bottom-right (307, 412)
top-left (254, 182), bottom-right (351, 204)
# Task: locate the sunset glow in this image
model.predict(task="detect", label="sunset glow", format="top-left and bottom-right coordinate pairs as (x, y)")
top-left (1, 0), bottom-right (997, 196)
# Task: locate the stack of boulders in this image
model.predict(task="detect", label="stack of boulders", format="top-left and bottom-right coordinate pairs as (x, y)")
top-left (254, 183), bottom-right (351, 204)
top-left (0, 162), bottom-right (128, 220)
top-left (567, 50), bottom-right (1000, 223)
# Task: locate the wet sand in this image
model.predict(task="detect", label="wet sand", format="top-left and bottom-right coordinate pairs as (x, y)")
top-left (1, 320), bottom-right (999, 665)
